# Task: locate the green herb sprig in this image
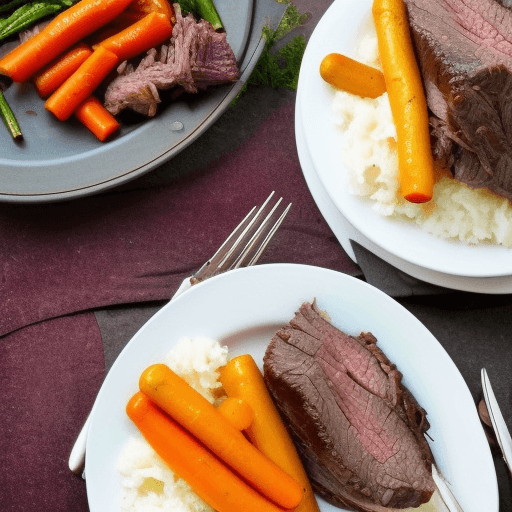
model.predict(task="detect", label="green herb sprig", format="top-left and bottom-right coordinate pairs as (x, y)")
top-left (233, 1), bottom-right (308, 104)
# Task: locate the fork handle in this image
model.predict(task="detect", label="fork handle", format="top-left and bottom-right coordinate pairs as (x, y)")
top-left (68, 412), bottom-right (91, 474)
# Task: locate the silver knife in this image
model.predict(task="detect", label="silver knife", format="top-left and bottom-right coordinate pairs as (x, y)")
top-left (481, 367), bottom-right (512, 476)
top-left (431, 464), bottom-right (465, 512)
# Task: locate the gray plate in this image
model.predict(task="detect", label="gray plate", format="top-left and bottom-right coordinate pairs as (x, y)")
top-left (0, 0), bottom-right (260, 202)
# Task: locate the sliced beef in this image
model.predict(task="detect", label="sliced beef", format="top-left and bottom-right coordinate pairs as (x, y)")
top-left (263, 301), bottom-right (435, 512)
top-left (104, 4), bottom-right (239, 117)
top-left (404, 0), bottom-right (512, 200)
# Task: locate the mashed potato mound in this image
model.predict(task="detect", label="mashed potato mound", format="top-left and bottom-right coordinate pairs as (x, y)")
top-left (333, 27), bottom-right (512, 247)
top-left (117, 337), bottom-right (228, 512)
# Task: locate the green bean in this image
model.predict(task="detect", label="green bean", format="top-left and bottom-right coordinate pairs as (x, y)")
top-left (0, 90), bottom-right (22, 140)
top-left (0, 0), bottom-right (72, 42)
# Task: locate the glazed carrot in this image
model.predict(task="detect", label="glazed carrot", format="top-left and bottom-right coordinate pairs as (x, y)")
top-left (45, 46), bottom-right (119, 121)
top-left (121, 0), bottom-right (175, 23)
top-left (86, 0), bottom-right (175, 46)
top-left (320, 53), bottom-right (386, 99)
top-left (139, 364), bottom-right (304, 510)
top-left (0, 0), bottom-right (133, 83)
top-left (33, 43), bottom-right (93, 99)
top-left (126, 392), bottom-right (289, 512)
top-left (94, 12), bottom-right (173, 62)
top-left (216, 396), bottom-right (254, 431)
top-left (219, 355), bottom-right (321, 512)
top-left (372, 0), bottom-right (434, 203)
top-left (75, 96), bottom-right (120, 141)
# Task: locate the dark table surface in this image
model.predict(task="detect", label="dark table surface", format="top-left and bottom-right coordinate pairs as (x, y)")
top-left (2, 1), bottom-right (512, 511)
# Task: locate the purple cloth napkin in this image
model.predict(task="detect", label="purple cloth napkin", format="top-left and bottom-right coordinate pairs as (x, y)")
top-left (0, 101), bottom-right (360, 338)
top-left (0, 312), bottom-right (104, 512)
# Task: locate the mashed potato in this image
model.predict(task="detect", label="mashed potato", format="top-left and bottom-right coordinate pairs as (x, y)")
top-left (333, 26), bottom-right (512, 247)
top-left (117, 337), bottom-right (228, 512)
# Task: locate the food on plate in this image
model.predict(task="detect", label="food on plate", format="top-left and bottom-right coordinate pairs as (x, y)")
top-left (138, 363), bottom-right (304, 509)
top-left (404, 0), bottom-right (512, 203)
top-left (33, 42), bottom-right (93, 99)
top-left (74, 96), bottom-right (120, 141)
top-left (0, 87), bottom-right (22, 140)
top-left (328, 17), bottom-right (512, 246)
top-left (118, 336), bottom-right (227, 511)
top-left (92, 11), bottom-right (173, 61)
top-left (372, 0), bottom-right (434, 203)
top-left (320, 53), bottom-right (386, 99)
top-left (220, 354), bottom-right (321, 512)
top-left (103, 5), bottom-right (239, 117)
top-left (126, 391), bottom-right (290, 512)
top-left (0, 0), bottom-right (133, 82)
top-left (263, 301), bottom-right (435, 511)
top-left (45, 46), bottom-right (120, 120)
top-left (0, 0), bottom-right (239, 141)
top-left (215, 396), bottom-right (255, 430)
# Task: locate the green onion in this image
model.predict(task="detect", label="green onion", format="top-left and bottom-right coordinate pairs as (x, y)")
top-left (0, 90), bottom-right (22, 141)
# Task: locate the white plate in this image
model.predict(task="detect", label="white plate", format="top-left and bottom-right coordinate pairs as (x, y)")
top-left (295, 90), bottom-right (512, 293)
top-left (298, 0), bottom-right (512, 278)
top-left (85, 263), bottom-right (498, 512)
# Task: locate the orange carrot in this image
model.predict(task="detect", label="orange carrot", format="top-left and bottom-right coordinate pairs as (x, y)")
top-left (86, 0), bottom-right (175, 46)
top-left (126, 392), bottom-right (289, 512)
top-left (122, 0), bottom-right (175, 23)
top-left (139, 364), bottom-right (304, 510)
top-left (0, 0), bottom-right (133, 83)
top-left (94, 12), bottom-right (173, 62)
top-left (45, 46), bottom-right (119, 121)
top-left (75, 96), bottom-right (119, 141)
top-left (219, 355), bottom-right (321, 512)
top-left (372, 0), bottom-right (434, 203)
top-left (33, 43), bottom-right (93, 99)
top-left (320, 53), bottom-right (386, 99)
top-left (216, 396), bottom-right (254, 431)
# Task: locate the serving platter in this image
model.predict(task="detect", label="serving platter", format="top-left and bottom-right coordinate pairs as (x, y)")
top-left (85, 263), bottom-right (498, 512)
top-left (0, 0), bottom-right (257, 202)
top-left (297, 0), bottom-right (512, 279)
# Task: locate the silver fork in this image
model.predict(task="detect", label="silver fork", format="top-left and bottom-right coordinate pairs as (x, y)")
top-left (68, 191), bottom-right (291, 477)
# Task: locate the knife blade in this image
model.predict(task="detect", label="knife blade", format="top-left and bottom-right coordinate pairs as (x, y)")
top-left (481, 368), bottom-right (512, 477)
top-left (431, 464), bottom-right (465, 512)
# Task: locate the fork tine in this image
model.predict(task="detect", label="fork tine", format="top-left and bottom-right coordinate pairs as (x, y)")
top-left (191, 192), bottom-right (290, 283)
top-left (241, 202), bottom-right (292, 267)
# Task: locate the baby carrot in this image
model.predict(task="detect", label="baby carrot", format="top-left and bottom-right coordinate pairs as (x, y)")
top-left (320, 53), bottom-right (386, 99)
top-left (75, 96), bottom-right (120, 141)
top-left (94, 12), bottom-right (173, 62)
top-left (45, 46), bottom-right (119, 121)
top-left (139, 364), bottom-right (304, 510)
top-left (33, 43), bottom-right (93, 99)
top-left (219, 355), bottom-right (321, 512)
top-left (372, 0), bottom-right (434, 203)
top-left (216, 396), bottom-right (254, 431)
top-left (126, 392), bottom-right (289, 512)
top-left (0, 0), bottom-right (133, 82)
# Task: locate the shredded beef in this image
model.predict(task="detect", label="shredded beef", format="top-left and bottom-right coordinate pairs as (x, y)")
top-left (104, 4), bottom-right (239, 117)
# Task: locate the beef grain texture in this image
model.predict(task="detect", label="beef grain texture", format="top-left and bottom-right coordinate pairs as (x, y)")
top-left (263, 301), bottom-right (435, 512)
top-left (404, 0), bottom-right (512, 200)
